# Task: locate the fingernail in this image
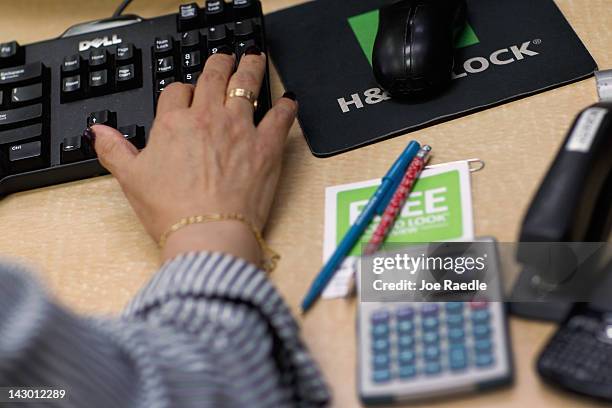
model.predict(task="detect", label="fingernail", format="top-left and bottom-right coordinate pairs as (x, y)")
top-left (282, 91), bottom-right (297, 101)
top-left (245, 45), bottom-right (261, 56)
top-left (83, 126), bottom-right (95, 147)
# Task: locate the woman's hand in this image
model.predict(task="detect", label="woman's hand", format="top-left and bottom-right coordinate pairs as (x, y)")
top-left (90, 49), bottom-right (297, 265)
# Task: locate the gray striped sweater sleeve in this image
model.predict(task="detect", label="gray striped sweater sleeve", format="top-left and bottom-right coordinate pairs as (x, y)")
top-left (0, 252), bottom-right (331, 408)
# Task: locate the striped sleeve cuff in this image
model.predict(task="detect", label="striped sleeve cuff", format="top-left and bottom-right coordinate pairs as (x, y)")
top-left (123, 251), bottom-right (331, 406)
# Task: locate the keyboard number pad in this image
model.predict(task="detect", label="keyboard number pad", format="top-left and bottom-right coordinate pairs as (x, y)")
top-left (369, 302), bottom-right (496, 384)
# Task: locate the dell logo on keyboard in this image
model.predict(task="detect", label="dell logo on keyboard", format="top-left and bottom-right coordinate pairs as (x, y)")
top-left (78, 35), bottom-right (122, 52)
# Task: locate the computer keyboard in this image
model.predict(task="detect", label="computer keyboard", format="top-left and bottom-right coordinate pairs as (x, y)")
top-left (0, 0), bottom-right (271, 196)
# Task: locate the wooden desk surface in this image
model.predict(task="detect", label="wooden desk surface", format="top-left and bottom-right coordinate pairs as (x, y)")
top-left (0, 1), bottom-right (610, 407)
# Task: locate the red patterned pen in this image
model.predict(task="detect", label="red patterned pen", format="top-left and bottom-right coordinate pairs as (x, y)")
top-left (364, 145), bottom-right (432, 255)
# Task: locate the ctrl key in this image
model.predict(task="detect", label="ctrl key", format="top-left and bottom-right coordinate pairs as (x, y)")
top-left (8, 140), bottom-right (45, 173)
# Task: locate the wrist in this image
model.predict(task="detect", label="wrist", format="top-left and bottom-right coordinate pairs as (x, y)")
top-left (160, 220), bottom-right (262, 266)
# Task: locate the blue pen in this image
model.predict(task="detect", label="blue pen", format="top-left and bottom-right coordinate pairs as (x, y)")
top-left (301, 140), bottom-right (421, 313)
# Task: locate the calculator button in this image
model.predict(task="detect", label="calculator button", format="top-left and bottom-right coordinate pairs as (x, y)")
top-left (445, 302), bottom-right (464, 314)
top-left (475, 353), bottom-right (494, 367)
top-left (449, 345), bottom-right (468, 371)
top-left (470, 301), bottom-right (489, 310)
top-left (423, 345), bottom-right (440, 361)
top-left (423, 331), bottom-right (439, 345)
top-left (472, 309), bottom-right (491, 324)
top-left (398, 335), bottom-right (414, 349)
top-left (398, 350), bottom-right (415, 364)
top-left (371, 324), bottom-right (389, 338)
top-left (474, 339), bottom-right (493, 354)
top-left (424, 361), bottom-right (442, 376)
top-left (448, 328), bottom-right (466, 343)
top-left (421, 303), bottom-right (439, 316)
top-left (372, 354), bottom-right (390, 369)
top-left (422, 317), bottom-right (439, 331)
top-left (396, 306), bottom-right (414, 320)
top-left (446, 314), bottom-right (464, 327)
top-left (397, 320), bottom-right (414, 334)
top-left (372, 370), bottom-right (391, 383)
top-left (370, 310), bottom-right (390, 325)
top-left (398, 365), bottom-right (417, 380)
top-left (372, 338), bottom-right (390, 353)
top-left (473, 324), bottom-right (491, 339)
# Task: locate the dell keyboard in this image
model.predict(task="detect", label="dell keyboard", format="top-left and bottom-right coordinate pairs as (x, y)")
top-left (0, 0), bottom-right (271, 196)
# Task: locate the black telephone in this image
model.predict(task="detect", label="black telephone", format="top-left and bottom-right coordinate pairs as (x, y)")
top-left (510, 70), bottom-right (612, 321)
top-left (537, 260), bottom-right (612, 401)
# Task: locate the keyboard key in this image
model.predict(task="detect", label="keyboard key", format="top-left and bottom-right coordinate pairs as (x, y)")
top-left (424, 361), bottom-right (442, 376)
top-left (62, 54), bottom-right (81, 74)
top-left (156, 77), bottom-right (175, 93)
top-left (178, 3), bottom-right (201, 32)
top-left (183, 71), bottom-right (200, 85)
top-left (156, 56), bottom-right (175, 75)
top-left (372, 370), bottom-right (391, 383)
top-left (398, 364), bottom-right (416, 379)
top-left (0, 90), bottom-right (3, 106)
top-left (87, 110), bottom-right (117, 128)
top-left (180, 30), bottom-right (201, 49)
top-left (0, 63), bottom-right (43, 86)
top-left (0, 104), bottom-right (42, 128)
top-left (89, 70), bottom-right (108, 90)
top-left (236, 39), bottom-right (256, 61)
top-left (61, 135), bottom-right (93, 164)
top-left (232, 0), bottom-right (254, 19)
top-left (182, 51), bottom-right (202, 69)
top-left (116, 64), bottom-right (136, 85)
top-left (0, 41), bottom-right (24, 68)
top-left (89, 49), bottom-right (108, 67)
top-left (234, 20), bottom-right (255, 38)
top-left (115, 43), bottom-right (135, 62)
top-left (8, 140), bottom-right (44, 173)
top-left (62, 75), bottom-right (82, 96)
top-left (11, 83), bottom-right (42, 104)
top-left (209, 44), bottom-right (232, 56)
top-left (207, 25), bottom-right (228, 46)
top-left (118, 125), bottom-right (145, 149)
top-left (205, 0), bottom-right (225, 22)
top-left (154, 36), bottom-right (174, 54)
top-left (0, 123), bottom-right (42, 145)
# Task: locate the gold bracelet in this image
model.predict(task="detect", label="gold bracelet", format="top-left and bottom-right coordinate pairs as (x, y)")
top-left (158, 213), bottom-right (280, 273)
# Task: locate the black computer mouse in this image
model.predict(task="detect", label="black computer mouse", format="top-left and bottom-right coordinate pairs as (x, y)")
top-left (372, 0), bottom-right (467, 97)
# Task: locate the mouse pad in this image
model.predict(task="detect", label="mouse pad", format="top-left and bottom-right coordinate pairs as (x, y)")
top-left (265, 0), bottom-right (598, 157)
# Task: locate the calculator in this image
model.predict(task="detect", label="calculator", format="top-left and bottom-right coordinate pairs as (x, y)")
top-left (357, 239), bottom-right (513, 405)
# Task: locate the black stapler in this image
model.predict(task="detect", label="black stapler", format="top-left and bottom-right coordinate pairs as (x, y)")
top-left (510, 70), bottom-right (612, 321)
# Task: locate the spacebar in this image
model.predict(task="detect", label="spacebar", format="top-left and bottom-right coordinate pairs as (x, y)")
top-left (0, 104), bottom-right (42, 128)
